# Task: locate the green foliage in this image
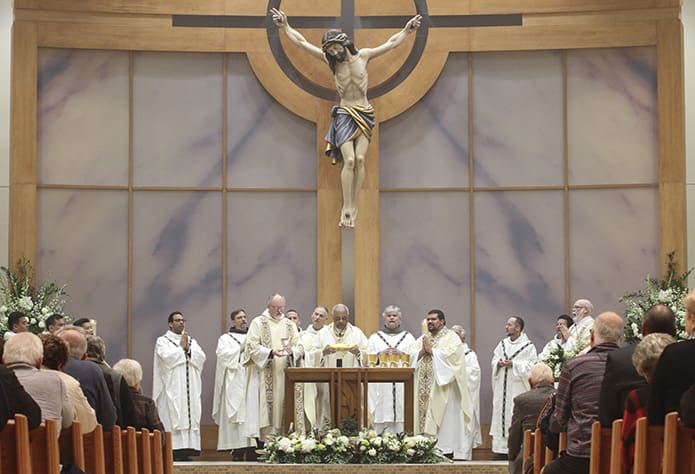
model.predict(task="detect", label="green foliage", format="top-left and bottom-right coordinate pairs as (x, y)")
top-left (620, 252), bottom-right (692, 344)
top-left (0, 258), bottom-right (69, 335)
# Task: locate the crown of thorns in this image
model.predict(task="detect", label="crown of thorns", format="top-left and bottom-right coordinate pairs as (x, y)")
top-left (321, 31), bottom-right (349, 52)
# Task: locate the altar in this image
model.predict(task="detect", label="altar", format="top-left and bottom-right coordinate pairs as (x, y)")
top-left (283, 367), bottom-right (415, 432)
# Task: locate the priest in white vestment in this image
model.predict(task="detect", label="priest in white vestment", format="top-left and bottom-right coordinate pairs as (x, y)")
top-left (566, 299), bottom-right (594, 354)
top-left (411, 309), bottom-right (471, 459)
top-left (490, 316), bottom-right (537, 457)
top-left (318, 304), bottom-right (368, 368)
top-left (246, 294), bottom-right (303, 441)
top-left (367, 305), bottom-right (415, 434)
top-left (538, 314), bottom-right (575, 361)
top-left (452, 324), bottom-right (482, 460)
top-left (299, 306), bottom-right (331, 431)
top-left (212, 309), bottom-right (258, 460)
top-left (153, 311), bottom-right (206, 461)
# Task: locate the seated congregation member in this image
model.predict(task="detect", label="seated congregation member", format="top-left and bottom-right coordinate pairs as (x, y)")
top-left (599, 303), bottom-right (677, 427)
top-left (367, 305), bottom-right (415, 434)
top-left (45, 314), bottom-right (66, 335)
top-left (620, 333), bottom-right (675, 473)
top-left (537, 314), bottom-right (574, 361)
top-left (113, 358), bottom-right (164, 433)
top-left (3, 332), bottom-right (73, 430)
top-left (508, 363), bottom-right (556, 474)
top-left (3, 311), bottom-right (29, 341)
top-left (58, 326), bottom-right (117, 430)
top-left (72, 318), bottom-right (95, 336)
top-left (648, 288), bottom-right (695, 425)
top-left (543, 311), bottom-right (624, 474)
top-left (452, 324), bottom-right (482, 460)
top-left (39, 333), bottom-right (98, 433)
top-left (0, 362), bottom-right (41, 430)
top-left (681, 381), bottom-right (695, 428)
top-left (86, 335), bottom-right (137, 428)
top-left (411, 309), bottom-right (471, 460)
top-left (319, 304), bottom-right (368, 368)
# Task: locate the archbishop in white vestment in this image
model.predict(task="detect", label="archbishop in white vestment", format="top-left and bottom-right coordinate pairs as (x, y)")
top-left (319, 304), bottom-right (368, 368)
top-left (153, 312), bottom-right (206, 458)
top-left (490, 316), bottom-right (537, 455)
top-left (212, 309), bottom-right (257, 453)
top-left (367, 305), bottom-right (415, 434)
top-left (246, 294), bottom-right (303, 441)
top-left (412, 310), bottom-right (471, 459)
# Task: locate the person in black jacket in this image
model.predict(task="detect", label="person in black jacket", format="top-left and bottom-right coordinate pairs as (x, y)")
top-left (0, 364), bottom-right (41, 430)
top-left (598, 304), bottom-right (677, 426)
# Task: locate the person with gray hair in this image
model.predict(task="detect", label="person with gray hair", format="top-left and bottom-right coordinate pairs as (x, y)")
top-left (86, 335), bottom-right (137, 428)
top-left (113, 358), bottom-right (165, 434)
top-left (451, 324), bottom-right (482, 460)
top-left (58, 325), bottom-right (117, 431)
top-left (508, 363), bottom-right (556, 474)
top-left (4, 332), bottom-right (73, 430)
top-left (620, 333), bottom-right (675, 471)
top-left (543, 311), bottom-right (624, 474)
top-left (367, 305), bottom-right (415, 434)
top-left (567, 299), bottom-right (595, 354)
top-left (319, 303), bottom-right (368, 368)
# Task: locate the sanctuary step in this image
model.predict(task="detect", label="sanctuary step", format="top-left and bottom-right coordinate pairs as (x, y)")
top-left (174, 460), bottom-right (509, 474)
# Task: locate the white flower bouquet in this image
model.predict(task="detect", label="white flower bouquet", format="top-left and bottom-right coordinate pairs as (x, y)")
top-left (620, 252), bottom-right (692, 344)
top-left (0, 258), bottom-right (68, 335)
top-left (259, 428), bottom-right (449, 464)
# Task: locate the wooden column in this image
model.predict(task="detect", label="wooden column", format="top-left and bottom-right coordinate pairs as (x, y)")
top-left (9, 21), bottom-right (38, 265)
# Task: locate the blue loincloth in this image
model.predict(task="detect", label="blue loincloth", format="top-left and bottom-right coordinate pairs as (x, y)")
top-left (324, 104), bottom-right (375, 164)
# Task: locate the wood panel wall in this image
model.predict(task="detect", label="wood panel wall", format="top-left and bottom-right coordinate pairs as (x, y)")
top-left (10, 0), bottom-right (685, 336)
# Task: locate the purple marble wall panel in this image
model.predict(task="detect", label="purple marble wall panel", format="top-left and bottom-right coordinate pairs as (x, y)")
top-left (227, 54), bottom-right (316, 189)
top-left (133, 53), bottom-right (223, 187)
top-left (474, 190), bottom-right (566, 423)
top-left (473, 51), bottom-right (564, 187)
top-left (38, 49), bottom-right (129, 185)
top-left (379, 192), bottom-right (471, 336)
top-left (569, 188), bottom-right (660, 315)
top-left (567, 47), bottom-right (658, 185)
top-left (36, 189), bottom-right (129, 363)
top-left (131, 191), bottom-right (222, 423)
top-left (227, 192), bottom-right (317, 321)
top-left (380, 54), bottom-right (469, 188)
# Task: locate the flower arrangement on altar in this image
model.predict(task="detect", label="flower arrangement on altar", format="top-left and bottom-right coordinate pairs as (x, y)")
top-left (259, 428), bottom-right (449, 464)
top-left (0, 258), bottom-right (69, 335)
top-left (620, 252), bottom-right (692, 344)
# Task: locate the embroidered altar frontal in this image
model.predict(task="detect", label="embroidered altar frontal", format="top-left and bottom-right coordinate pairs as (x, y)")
top-left (174, 461), bottom-right (508, 473)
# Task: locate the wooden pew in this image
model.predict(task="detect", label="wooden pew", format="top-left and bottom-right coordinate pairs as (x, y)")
top-left (121, 426), bottom-right (139, 474)
top-left (29, 419), bottom-right (60, 474)
top-left (149, 430), bottom-right (164, 474)
top-left (162, 431), bottom-right (174, 474)
top-left (533, 428), bottom-right (546, 474)
top-left (83, 424), bottom-right (106, 474)
top-left (103, 425), bottom-right (124, 474)
top-left (633, 416), bottom-right (665, 474)
top-left (589, 419), bottom-right (622, 474)
top-left (136, 428), bottom-right (152, 474)
top-left (0, 414), bottom-right (32, 474)
top-left (522, 429), bottom-right (534, 466)
top-left (59, 420), bottom-right (85, 471)
top-left (662, 411), bottom-right (695, 474)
